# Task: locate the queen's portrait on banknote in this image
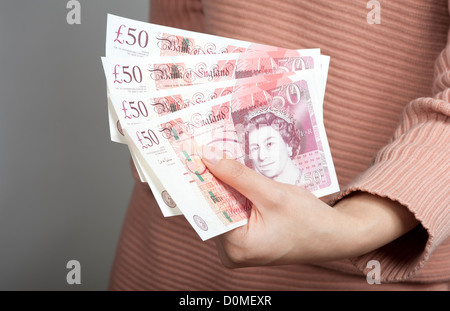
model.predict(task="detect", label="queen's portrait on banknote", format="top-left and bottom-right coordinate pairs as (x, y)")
top-left (242, 107), bottom-right (304, 186)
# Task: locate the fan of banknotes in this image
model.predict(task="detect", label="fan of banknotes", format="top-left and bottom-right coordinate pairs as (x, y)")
top-left (101, 14), bottom-right (339, 240)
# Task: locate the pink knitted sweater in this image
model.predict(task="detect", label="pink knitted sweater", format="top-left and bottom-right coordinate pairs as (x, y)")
top-left (108, 0), bottom-right (450, 290)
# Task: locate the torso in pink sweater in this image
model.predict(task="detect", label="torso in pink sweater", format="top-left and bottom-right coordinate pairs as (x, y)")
top-left (109, 0), bottom-right (450, 290)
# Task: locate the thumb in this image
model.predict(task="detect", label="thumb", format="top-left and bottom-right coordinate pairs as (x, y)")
top-left (201, 145), bottom-right (277, 206)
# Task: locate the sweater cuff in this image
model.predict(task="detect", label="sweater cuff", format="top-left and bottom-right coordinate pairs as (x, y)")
top-left (329, 98), bottom-right (450, 282)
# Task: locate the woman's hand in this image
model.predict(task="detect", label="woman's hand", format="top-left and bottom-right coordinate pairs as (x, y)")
top-left (201, 146), bottom-right (419, 268)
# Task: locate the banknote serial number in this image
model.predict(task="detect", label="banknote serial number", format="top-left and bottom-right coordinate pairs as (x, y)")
top-left (179, 295), bottom-right (272, 308)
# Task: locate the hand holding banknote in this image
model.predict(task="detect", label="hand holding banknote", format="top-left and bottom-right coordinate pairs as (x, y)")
top-left (202, 146), bottom-right (419, 268)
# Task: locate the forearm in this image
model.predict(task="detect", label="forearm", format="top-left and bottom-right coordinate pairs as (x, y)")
top-left (271, 190), bottom-right (419, 265)
top-left (325, 192), bottom-right (419, 261)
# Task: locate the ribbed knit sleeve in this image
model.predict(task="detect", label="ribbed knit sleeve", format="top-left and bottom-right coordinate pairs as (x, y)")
top-left (331, 22), bottom-right (450, 282)
top-left (150, 0), bottom-right (205, 32)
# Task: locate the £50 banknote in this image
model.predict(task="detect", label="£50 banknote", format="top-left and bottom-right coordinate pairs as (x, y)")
top-left (106, 14), bottom-right (321, 59)
top-left (102, 49), bottom-right (320, 93)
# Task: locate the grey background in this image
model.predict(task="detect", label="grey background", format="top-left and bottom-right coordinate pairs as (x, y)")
top-left (0, 1), bottom-right (149, 290)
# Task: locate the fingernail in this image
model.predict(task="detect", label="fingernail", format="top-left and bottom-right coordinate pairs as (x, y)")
top-left (201, 145), bottom-right (223, 165)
